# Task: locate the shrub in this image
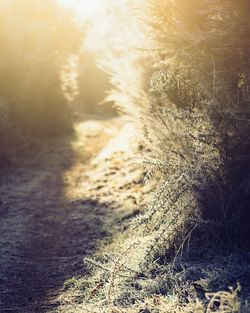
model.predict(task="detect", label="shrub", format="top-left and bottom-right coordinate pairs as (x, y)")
top-left (143, 0), bottom-right (250, 251)
top-left (76, 1), bottom-right (250, 311)
top-left (0, 0), bottom-right (81, 160)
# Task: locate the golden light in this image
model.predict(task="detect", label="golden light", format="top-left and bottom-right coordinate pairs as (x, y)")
top-left (58, 0), bottom-right (102, 19)
top-left (57, 0), bottom-right (148, 53)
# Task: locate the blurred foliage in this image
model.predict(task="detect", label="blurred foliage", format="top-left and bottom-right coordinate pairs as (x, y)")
top-left (0, 0), bottom-right (82, 155)
top-left (92, 0), bottom-right (151, 117)
top-left (76, 51), bottom-right (116, 117)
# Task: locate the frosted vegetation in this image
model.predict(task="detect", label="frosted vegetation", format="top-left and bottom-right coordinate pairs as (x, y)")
top-left (0, 0), bottom-right (250, 312)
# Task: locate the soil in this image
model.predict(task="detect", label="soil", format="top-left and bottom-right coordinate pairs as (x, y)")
top-left (0, 116), bottom-right (144, 313)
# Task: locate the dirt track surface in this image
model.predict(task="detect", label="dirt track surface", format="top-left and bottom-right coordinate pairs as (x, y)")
top-left (0, 117), bottom-right (140, 313)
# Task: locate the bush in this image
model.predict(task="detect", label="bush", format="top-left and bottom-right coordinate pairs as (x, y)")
top-left (76, 51), bottom-right (116, 116)
top-left (143, 0), bottom-right (250, 251)
top-left (75, 1), bottom-right (250, 311)
top-left (0, 0), bottom-right (81, 158)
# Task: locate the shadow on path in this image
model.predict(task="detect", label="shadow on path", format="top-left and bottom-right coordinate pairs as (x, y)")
top-left (0, 118), bottom-right (117, 312)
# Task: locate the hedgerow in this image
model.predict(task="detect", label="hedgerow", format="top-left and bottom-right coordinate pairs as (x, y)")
top-left (59, 1), bottom-right (250, 312)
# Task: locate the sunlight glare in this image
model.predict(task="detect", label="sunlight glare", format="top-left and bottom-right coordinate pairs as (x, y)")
top-left (58, 0), bottom-right (102, 19)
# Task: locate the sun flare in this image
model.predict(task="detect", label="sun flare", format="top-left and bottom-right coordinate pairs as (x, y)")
top-left (58, 0), bottom-right (102, 19)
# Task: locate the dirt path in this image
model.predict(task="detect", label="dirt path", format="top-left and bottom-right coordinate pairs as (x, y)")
top-left (0, 117), bottom-right (129, 313)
